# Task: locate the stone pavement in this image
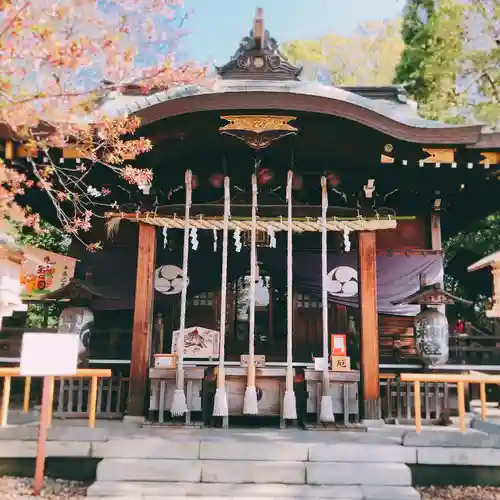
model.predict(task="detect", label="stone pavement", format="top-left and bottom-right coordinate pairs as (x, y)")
top-left (1, 417), bottom-right (500, 499)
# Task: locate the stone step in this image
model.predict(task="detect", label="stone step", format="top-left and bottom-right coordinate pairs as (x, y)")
top-left (96, 459), bottom-right (412, 486)
top-left (94, 439), bottom-right (416, 463)
top-left (88, 481), bottom-right (421, 499)
top-left (472, 407), bottom-right (500, 417)
top-left (470, 399), bottom-right (499, 409)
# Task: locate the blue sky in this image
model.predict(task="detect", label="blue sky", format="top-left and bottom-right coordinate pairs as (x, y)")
top-left (182, 0), bottom-right (405, 64)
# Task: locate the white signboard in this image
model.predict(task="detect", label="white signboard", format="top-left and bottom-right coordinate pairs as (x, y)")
top-left (171, 326), bottom-right (220, 359)
top-left (20, 333), bottom-right (79, 376)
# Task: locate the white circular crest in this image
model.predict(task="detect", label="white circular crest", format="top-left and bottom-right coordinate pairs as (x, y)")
top-left (326, 266), bottom-right (359, 298)
top-left (154, 265), bottom-right (186, 295)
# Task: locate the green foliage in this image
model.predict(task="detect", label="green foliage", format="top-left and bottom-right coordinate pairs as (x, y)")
top-left (396, 0), bottom-right (500, 129)
top-left (282, 20), bottom-right (404, 85)
top-left (15, 220), bottom-right (70, 254)
top-left (394, 0), bottom-right (437, 101)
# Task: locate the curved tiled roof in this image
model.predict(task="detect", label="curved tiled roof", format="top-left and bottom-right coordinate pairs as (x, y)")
top-left (99, 78), bottom-right (470, 132)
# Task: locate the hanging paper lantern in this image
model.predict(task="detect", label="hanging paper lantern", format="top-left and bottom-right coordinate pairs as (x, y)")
top-left (209, 173), bottom-right (224, 188)
top-left (257, 167), bottom-right (273, 185)
top-left (414, 307), bottom-right (449, 366)
top-left (191, 174), bottom-right (199, 189)
top-left (292, 173), bottom-right (303, 190)
top-left (326, 171), bottom-right (341, 188)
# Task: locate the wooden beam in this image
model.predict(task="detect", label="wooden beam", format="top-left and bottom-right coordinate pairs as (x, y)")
top-left (128, 223), bottom-right (157, 416)
top-left (358, 231), bottom-right (379, 420)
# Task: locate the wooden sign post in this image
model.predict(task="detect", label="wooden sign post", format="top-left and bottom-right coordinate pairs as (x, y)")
top-left (20, 333), bottom-right (79, 496)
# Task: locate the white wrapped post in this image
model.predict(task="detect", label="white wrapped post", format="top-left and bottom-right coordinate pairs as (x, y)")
top-left (171, 169), bottom-right (192, 417)
top-left (283, 170), bottom-right (297, 420)
top-left (320, 176), bottom-right (335, 423)
top-left (243, 173), bottom-right (259, 415)
top-left (213, 177), bottom-right (230, 418)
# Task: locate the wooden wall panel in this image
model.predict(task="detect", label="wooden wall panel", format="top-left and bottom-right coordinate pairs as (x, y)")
top-left (376, 218), bottom-right (429, 250)
top-left (379, 315), bottom-right (418, 362)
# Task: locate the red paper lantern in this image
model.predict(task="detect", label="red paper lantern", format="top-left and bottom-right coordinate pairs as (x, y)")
top-left (292, 173), bottom-right (303, 190)
top-left (257, 167), bottom-right (273, 185)
top-left (326, 171), bottom-right (341, 187)
top-left (209, 173), bottom-right (224, 188)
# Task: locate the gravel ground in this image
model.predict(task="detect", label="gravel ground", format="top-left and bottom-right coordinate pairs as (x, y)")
top-left (419, 486), bottom-right (500, 499)
top-left (0, 477), bottom-right (87, 499)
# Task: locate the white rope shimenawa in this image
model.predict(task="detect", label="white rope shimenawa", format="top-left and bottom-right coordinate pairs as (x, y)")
top-left (170, 169), bottom-right (192, 417)
top-left (243, 173), bottom-right (259, 415)
top-left (283, 170), bottom-right (297, 420)
top-left (319, 176), bottom-right (335, 423)
top-left (213, 176), bottom-right (230, 418)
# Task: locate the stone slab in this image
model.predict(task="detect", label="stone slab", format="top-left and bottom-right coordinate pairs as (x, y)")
top-left (93, 439), bottom-right (199, 459)
top-left (417, 447), bottom-right (500, 466)
top-left (88, 481), bottom-right (364, 498)
top-left (0, 426), bottom-right (108, 442)
top-left (306, 462), bottom-right (412, 486)
top-left (308, 444), bottom-right (417, 464)
top-left (200, 441), bottom-right (308, 461)
top-left (470, 418), bottom-right (500, 435)
top-left (0, 440), bottom-right (91, 457)
top-left (96, 459), bottom-right (202, 483)
top-left (401, 430), bottom-right (500, 448)
top-left (202, 460), bottom-right (306, 484)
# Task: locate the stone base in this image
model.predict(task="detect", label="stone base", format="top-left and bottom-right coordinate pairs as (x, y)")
top-left (361, 419), bottom-right (385, 428)
top-left (122, 415), bottom-right (146, 426)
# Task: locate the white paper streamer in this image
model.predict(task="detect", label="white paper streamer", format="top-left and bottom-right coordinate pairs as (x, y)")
top-left (267, 224), bottom-right (276, 248)
top-left (234, 228), bottom-right (242, 252)
top-left (162, 226), bottom-right (168, 249)
top-left (343, 226), bottom-right (351, 252)
top-left (190, 228), bottom-right (199, 251)
top-left (213, 228), bottom-right (218, 252)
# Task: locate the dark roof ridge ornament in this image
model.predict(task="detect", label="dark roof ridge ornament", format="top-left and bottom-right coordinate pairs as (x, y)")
top-left (216, 8), bottom-right (302, 81)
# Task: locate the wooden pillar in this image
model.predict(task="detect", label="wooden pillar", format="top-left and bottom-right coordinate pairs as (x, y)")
top-left (358, 231), bottom-right (379, 420)
top-left (128, 223), bottom-right (157, 416)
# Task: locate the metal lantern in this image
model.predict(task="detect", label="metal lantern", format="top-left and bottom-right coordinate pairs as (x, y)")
top-left (414, 307), bottom-right (449, 366)
top-left (392, 282), bottom-right (472, 367)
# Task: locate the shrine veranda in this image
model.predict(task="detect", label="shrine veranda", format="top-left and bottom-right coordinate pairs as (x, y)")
top-left (1, 10), bottom-right (500, 425)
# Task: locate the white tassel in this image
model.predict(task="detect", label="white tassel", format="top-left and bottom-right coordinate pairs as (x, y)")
top-left (243, 386), bottom-right (259, 415)
top-left (320, 176), bottom-right (334, 424)
top-left (171, 389), bottom-right (187, 417)
top-left (213, 177), bottom-right (230, 419)
top-left (171, 169), bottom-right (192, 417)
top-left (244, 173), bottom-right (259, 416)
top-left (283, 170), bottom-right (296, 421)
top-left (283, 390), bottom-right (297, 420)
top-left (320, 394), bottom-right (335, 423)
top-left (212, 387), bottom-right (228, 417)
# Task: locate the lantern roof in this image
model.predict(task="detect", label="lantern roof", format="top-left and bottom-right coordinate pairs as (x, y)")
top-left (468, 251), bottom-right (500, 272)
top-left (41, 278), bottom-right (119, 302)
top-left (392, 284), bottom-right (472, 306)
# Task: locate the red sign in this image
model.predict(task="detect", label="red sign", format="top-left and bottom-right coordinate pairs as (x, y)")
top-left (331, 334), bottom-right (347, 357)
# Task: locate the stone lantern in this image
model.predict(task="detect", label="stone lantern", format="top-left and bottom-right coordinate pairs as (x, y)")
top-left (393, 283), bottom-right (472, 366)
top-left (468, 251), bottom-right (500, 319)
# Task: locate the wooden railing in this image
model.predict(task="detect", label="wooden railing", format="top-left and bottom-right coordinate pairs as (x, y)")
top-left (379, 373), bottom-right (452, 422)
top-left (0, 368), bottom-right (112, 428)
top-left (400, 372), bottom-right (500, 433)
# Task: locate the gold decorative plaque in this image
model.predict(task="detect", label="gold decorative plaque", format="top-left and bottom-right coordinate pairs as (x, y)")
top-left (220, 115), bottom-right (297, 134)
top-left (480, 152), bottom-right (500, 165)
top-left (422, 148), bottom-right (456, 164)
